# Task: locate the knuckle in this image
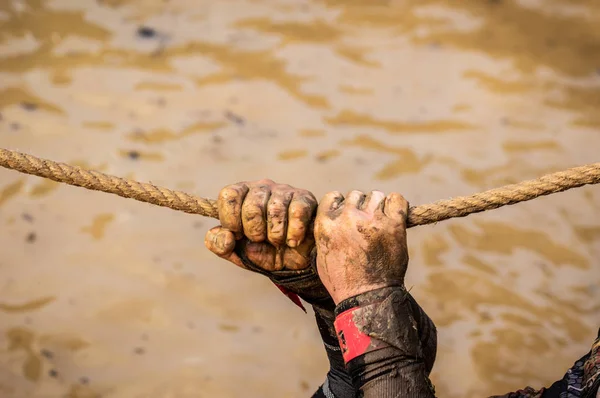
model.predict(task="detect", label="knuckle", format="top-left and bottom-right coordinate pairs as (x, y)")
top-left (389, 192), bottom-right (404, 200)
top-left (268, 203), bottom-right (287, 222)
top-left (269, 205), bottom-right (286, 219)
top-left (268, 219), bottom-right (286, 237)
top-left (218, 187), bottom-right (240, 202)
top-left (296, 189), bottom-right (316, 201)
top-left (243, 204), bottom-right (264, 221)
top-left (289, 202), bottom-right (309, 219)
top-left (257, 178), bottom-right (274, 185)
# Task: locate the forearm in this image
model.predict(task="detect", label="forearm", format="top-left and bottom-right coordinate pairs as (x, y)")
top-left (333, 287), bottom-right (437, 397)
top-left (312, 303), bottom-right (357, 398)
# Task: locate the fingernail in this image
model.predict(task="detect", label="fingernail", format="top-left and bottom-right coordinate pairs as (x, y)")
top-left (288, 239), bottom-right (298, 248)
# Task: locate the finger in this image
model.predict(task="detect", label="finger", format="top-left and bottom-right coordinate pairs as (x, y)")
top-left (245, 241), bottom-right (279, 271)
top-left (218, 183), bottom-right (249, 239)
top-left (241, 184), bottom-right (271, 242)
top-left (283, 247), bottom-right (309, 270)
top-left (363, 190), bottom-right (386, 214)
top-left (345, 190), bottom-right (366, 209)
top-left (317, 191), bottom-right (345, 218)
top-left (383, 192), bottom-right (409, 224)
top-left (286, 191), bottom-right (317, 248)
top-left (204, 226), bottom-right (246, 269)
top-left (266, 188), bottom-right (294, 247)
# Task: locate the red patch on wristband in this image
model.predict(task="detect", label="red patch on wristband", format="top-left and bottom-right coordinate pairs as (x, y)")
top-left (274, 284), bottom-right (306, 313)
top-left (334, 308), bottom-right (372, 363)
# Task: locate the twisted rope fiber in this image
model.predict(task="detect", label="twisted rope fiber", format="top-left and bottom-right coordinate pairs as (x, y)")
top-left (1, 148), bottom-right (599, 227)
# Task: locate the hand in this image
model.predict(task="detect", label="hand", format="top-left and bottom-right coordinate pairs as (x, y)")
top-left (314, 190), bottom-right (409, 304)
top-left (205, 179), bottom-right (318, 273)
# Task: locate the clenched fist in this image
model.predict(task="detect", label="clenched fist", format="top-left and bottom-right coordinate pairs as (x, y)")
top-left (314, 190), bottom-right (410, 304)
top-left (205, 179), bottom-right (318, 273)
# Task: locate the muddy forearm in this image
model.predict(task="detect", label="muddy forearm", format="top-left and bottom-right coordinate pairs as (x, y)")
top-left (333, 287), bottom-right (437, 398)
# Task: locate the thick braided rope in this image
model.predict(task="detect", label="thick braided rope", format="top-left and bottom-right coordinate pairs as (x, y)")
top-left (409, 162), bottom-right (600, 226)
top-left (1, 148), bottom-right (599, 227)
top-left (0, 148), bottom-right (218, 219)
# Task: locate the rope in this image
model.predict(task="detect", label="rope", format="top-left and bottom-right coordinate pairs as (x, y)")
top-left (1, 148), bottom-right (599, 228)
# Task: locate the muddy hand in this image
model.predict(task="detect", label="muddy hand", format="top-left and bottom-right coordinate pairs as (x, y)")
top-left (314, 190), bottom-right (410, 304)
top-left (205, 179), bottom-right (317, 272)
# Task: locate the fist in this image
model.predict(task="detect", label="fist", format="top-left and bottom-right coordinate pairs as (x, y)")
top-left (314, 190), bottom-right (409, 304)
top-left (205, 179), bottom-right (318, 272)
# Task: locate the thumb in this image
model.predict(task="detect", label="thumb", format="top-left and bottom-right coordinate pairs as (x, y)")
top-left (205, 226), bottom-right (246, 269)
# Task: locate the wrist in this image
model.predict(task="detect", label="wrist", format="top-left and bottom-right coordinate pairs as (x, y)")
top-left (334, 285), bottom-right (406, 313)
top-left (331, 282), bottom-right (403, 305)
top-left (333, 286), bottom-right (408, 364)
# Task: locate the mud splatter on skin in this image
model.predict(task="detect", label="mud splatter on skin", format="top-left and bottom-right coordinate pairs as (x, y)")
top-left (363, 235), bottom-right (406, 286)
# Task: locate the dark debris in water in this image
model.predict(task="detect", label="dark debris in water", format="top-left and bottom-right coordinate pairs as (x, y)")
top-left (224, 110), bottom-right (245, 126)
top-left (137, 26), bottom-right (157, 39)
top-left (127, 150), bottom-right (140, 160)
top-left (21, 102), bottom-right (38, 111)
top-left (26, 232), bottom-right (37, 243)
top-left (40, 349), bottom-right (54, 359)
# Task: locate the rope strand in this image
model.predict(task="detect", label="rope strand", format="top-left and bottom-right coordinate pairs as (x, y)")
top-left (1, 148), bottom-right (598, 227)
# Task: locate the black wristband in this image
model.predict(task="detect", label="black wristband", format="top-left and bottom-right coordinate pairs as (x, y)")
top-left (335, 286), bottom-right (407, 316)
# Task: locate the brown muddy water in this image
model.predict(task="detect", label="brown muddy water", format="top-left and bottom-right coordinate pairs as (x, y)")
top-left (1, 0), bottom-right (599, 397)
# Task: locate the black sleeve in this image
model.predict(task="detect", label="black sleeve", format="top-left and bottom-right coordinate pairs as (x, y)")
top-left (334, 287), bottom-right (437, 398)
top-left (311, 303), bottom-right (357, 398)
top-left (238, 248), bottom-right (357, 397)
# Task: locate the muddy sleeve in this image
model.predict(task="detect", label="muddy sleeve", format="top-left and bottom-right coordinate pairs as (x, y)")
top-left (311, 304), bottom-right (357, 397)
top-left (333, 287), bottom-right (437, 398)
